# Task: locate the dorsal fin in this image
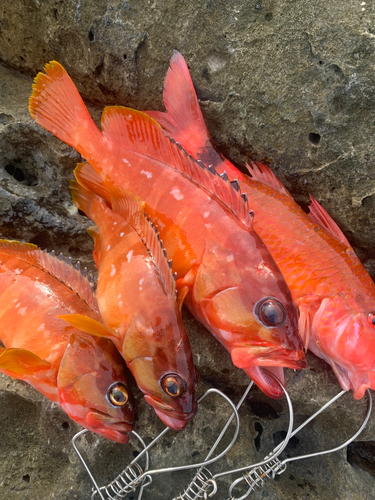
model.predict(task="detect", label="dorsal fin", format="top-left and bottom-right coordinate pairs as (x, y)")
top-left (74, 162), bottom-right (111, 202)
top-left (0, 240), bottom-right (99, 313)
top-left (308, 196), bottom-right (350, 246)
top-left (101, 107), bottom-right (253, 229)
top-left (245, 162), bottom-right (293, 198)
top-left (111, 191), bottom-right (177, 297)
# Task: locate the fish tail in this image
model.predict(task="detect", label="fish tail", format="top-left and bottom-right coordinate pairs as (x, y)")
top-left (29, 61), bottom-right (104, 157)
top-left (145, 51), bottom-right (210, 156)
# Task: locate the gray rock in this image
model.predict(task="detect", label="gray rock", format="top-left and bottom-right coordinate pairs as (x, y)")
top-left (0, 1), bottom-right (375, 499)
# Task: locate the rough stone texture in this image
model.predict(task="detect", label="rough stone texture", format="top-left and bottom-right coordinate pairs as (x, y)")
top-left (1, 1), bottom-right (375, 499)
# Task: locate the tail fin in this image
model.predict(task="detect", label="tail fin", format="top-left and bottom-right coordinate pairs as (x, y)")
top-left (145, 51), bottom-right (210, 158)
top-left (29, 61), bottom-right (103, 156)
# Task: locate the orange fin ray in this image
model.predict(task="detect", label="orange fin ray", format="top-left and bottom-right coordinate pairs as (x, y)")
top-left (0, 348), bottom-right (52, 379)
top-left (0, 240), bottom-right (98, 313)
top-left (100, 106), bottom-right (253, 229)
top-left (74, 162), bottom-right (111, 202)
top-left (308, 196), bottom-right (350, 246)
top-left (145, 51), bottom-right (210, 156)
top-left (111, 191), bottom-right (177, 298)
top-left (246, 162), bottom-right (293, 198)
top-left (58, 314), bottom-right (115, 339)
top-left (29, 61), bottom-right (103, 156)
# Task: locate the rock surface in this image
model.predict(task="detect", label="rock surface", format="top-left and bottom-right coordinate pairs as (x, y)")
top-left (0, 1), bottom-right (375, 499)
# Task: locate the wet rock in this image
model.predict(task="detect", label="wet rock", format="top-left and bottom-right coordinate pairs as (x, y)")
top-left (1, 1), bottom-right (375, 499)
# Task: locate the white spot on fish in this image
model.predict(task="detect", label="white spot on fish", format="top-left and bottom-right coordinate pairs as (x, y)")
top-left (113, 222), bottom-right (117, 225)
top-left (226, 253), bottom-right (234, 262)
top-left (256, 260), bottom-right (274, 277)
top-left (37, 323), bottom-right (45, 332)
top-left (140, 170), bottom-right (152, 178)
top-left (203, 211), bottom-right (210, 218)
top-left (15, 302), bottom-right (21, 308)
top-left (18, 307), bottom-right (27, 315)
top-left (170, 186), bottom-right (184, 200)
top-left (106, 245), bottom-right (111, 251)
top-left (139, 278), bottom-right (144, 285)
top-left (14, 268), bottom-right (22, 275)
top-left (122, 158), bottom-right (131, 166)
top-left (120, 232), bottom-right (124, 237)
top-left (126, 250), bottom-right (133, 262)
top-left (205, 223), bottom-right (212, 229)
top-left (117, 293), bottom-right (121, 299)
top-left (110, 264), bottom-right (116, 277)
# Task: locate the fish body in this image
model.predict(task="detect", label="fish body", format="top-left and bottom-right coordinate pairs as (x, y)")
top-left (146, 50), bottom-right (375, 399)
top-left (29, 62), bottom-right (306, 399)
top-left (66, 178), bottom-right (198, 430)
top-left (0, 240), bottom-right (134, 442)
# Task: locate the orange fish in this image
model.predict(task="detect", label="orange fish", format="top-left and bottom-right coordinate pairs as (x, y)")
top-left (0, 240), bottom-right (134, 442)
top-left (146, 50), bottom-right (375, 400)
top-left (61, 176), bottom-right (198, 430)
top-left (29, 62), bottom-right (306, 399)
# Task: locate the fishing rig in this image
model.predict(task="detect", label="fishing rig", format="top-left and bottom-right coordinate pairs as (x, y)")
top-left (72, 375), bottom-right (373, 500)
top-left (73, 387), bottom-right (242, 500)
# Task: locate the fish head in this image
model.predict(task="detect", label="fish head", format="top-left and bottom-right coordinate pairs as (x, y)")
top-left (189, 238), bottom-right (306, 398)
top-left (57, 334), bottom-right (134, 443)
top-left (312, 294), bottom-right (375, 399)
top-left (123, 311), bottom-right (198, 431)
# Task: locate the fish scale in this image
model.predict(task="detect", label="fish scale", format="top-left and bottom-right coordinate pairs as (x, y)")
top-left (147, 50), bottom-right (375, 399)
top-left (29, 60), bottom-right (306, 399)
top-left (0, 240), bottom-right (134, 442)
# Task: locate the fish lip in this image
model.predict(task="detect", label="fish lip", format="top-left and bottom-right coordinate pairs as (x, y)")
top-left (144, 395), bottom-right (198, 424)
top-left (153, 408), bottom-right (196, 431)
top-left (231, 344), bottom-right (307, 371)
top-left (86, 409), bottom-right (134, 433)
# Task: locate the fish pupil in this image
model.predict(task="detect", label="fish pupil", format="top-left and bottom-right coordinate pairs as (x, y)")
top-left (113, 390), bottom-right (126, 403)
top-left (372, 317), bottom-right (375, 326)
top-left (167, 381), bottom-right (178, 395)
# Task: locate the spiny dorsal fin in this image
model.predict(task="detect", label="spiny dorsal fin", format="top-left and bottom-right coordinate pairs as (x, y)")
top-left (101, 107), bottom-right (253, 229)
top-left (246, 161), bottom-right (293, 198)
top-left (0, 240), bottom-right (99, 313)
top-left (111, 192), bottom-right (176, 297)
top-left (308, 196), bottom-right (350, 246)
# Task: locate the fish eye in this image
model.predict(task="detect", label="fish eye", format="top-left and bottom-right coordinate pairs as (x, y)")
top-left (368, 313), bottom-right (375, 327)
top-left (255, 297), bottom-right (287, 327)
top-left (160, 374), bottom-right (185, 397)
top-left (107, 382), bottom-right (129, 407)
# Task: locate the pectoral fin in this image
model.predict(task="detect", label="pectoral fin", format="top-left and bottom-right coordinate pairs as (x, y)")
top-left (0, 348), bottom-right (52, 379)
top-left (58, 314), bottom-right (115, 340)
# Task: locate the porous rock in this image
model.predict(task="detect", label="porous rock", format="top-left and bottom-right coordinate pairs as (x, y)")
top-left (0, 1), bottom-right (375, 499)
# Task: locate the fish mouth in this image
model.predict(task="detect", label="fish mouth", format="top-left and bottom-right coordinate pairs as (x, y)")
top-left (245, 366), bottom-right (286, 399)
top-left (144, 395), bottom-right (197, 431)
top-left (231, 345), bottom-right (307, 371)
top-left (84, 410), bottom-right (134, 443)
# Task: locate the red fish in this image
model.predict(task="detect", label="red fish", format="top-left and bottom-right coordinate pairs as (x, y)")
top-left (146, 50), bottom-right (375, 400)
top-left (29, 62), bottom-right (306, 399)
top-left (0, 240), bottom-right (134, 442)
top-left (61, 176), bottom-right (198, 430)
